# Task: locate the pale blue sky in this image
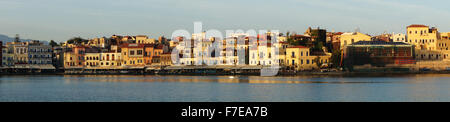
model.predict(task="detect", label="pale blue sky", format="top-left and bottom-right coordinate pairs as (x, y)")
top-left (1, 0), bottom-right (450, 42)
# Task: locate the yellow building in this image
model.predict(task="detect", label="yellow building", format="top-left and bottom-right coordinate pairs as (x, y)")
top-left (64, 46), bottom-right (86, 68)
top-left (85, 53), bottom-right (100, 67)
top-left (274, 42), bottom-right (289, 66)
top-left (437, 32), bottom-right (450, 51)
top-left (100, 52), bottom-right (122, 67)
top-left (406, 24), bottom-right (438, 50)
top-left (87, 37), bottom-right (108, 48)
top-left (286, 46), bottom-right (330, 71)
top-left (136, 35), bottom-right (156, 44)
top-left (121, 43), bottom-right (145, 66)
top-left (160, 53), bottom-right (173, 66)
top-left (340, 32), bottom-right (372, 49)
top-left (249, 45), bottom-right (261, 66)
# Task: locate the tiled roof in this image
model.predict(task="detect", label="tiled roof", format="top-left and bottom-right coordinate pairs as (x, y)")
top-left (121, 43), bottom-right (145, 48)
top-left (407, 24), bottom-right (428, 28)
top-left (288, 46), bottom-right (308, 48)
top-left (351, 41), bottom-right (410, 45)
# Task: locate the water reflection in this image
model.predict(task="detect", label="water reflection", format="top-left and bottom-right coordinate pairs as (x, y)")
top-left (1, 74), bottom-right (450, 102)
top-left (58, 74), bottom-right (443, 84)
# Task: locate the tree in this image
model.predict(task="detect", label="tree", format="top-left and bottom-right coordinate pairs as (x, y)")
top-left (67, 37), bottom-right (88, 44)
top-left (313, 56), bottom-right (323, 69)
top-left (49, 40), bottom-right (59, 47)
top-left (311, 40), bottom-right (324, 52)
top-left (331, 49), bottom-right (342, 68)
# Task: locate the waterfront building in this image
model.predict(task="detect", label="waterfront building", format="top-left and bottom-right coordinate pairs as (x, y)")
top-left (28, 40), bottom-right (52, 65)
top-left (151, 56), bottom-right (161, 66)
top-left (2, 46), bottom-right (13, 66)
top-left (121, 43), bottom-right (145, 66)
top-left (249, 46), bottom-right (259, 66)
top-left (178, 38), bottom-right (195, 65)
top-left (100, 51), bottom-right (122, 67)
top-left (192, 37), bottom-right (218, 65)
top-left (85, 51), bottom-right (100, 67)
top-left (257, 43), bottom-right (274, 66)
top-left (152, 45), bottom-right (164, 65)
top-left (143, 44), bottom-right (155, 65)
top-left (406, 24), bottom-right (438, 50)
top-left (160, 52), bottom-right (173, 66)
top-left (344, 41), bottom-right (415, 67)
top-left (7, 41), bottom-right (29, 65)
top-left (223, 37), bottom-right (239, 65)
top-left (340, 32), bottom-right (372, 50)
top-left (437, 32), bottom-right (450, 51)
top-left (274, 42), bottom-right (289, 66)
top-left (286, 46), bottom-right (317, 71)
top-left (52, 46), bottom-right (65, 69)
top-left (64, 46), bottom-right (86, 68)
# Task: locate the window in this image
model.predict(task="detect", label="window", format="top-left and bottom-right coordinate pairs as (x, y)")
top-left (137, 50), bottom-right (143, 55)
top-left (130, 50), bottom-right (135, 55)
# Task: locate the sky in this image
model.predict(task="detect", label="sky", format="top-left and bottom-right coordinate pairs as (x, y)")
top-left (1, 0), bottom-right (450, 42)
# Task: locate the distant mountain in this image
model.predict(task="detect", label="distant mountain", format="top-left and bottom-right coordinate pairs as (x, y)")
top-left (0, 34), bottom-right (48, 45)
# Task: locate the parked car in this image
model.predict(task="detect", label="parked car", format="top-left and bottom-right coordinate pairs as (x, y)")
top-left (320, 69), bottom-right (330, 73)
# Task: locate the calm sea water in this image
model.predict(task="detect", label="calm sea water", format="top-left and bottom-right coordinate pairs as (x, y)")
top-left (0, 74), bottom-right (449, 102)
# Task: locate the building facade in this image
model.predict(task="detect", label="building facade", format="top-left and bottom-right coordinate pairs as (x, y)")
top-left (406, 24), bottom-right (438, 50)
top-left (28, 41), bottom-right (53, 65)
top-left (340, 32), bottom-right (372, 49)
top-left (345, 41), bottom-right (415, 67)
top-left (121, 43), bottom-right (145, 66)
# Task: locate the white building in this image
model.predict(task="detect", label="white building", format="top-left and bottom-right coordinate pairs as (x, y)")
top-left (392, 33), bottom-right (407, 43)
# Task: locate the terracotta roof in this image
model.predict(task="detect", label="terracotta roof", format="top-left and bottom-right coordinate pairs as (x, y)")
top-left (288, 46), bottom-right (308, 49)
top-left (334, 32), bottom-right (344, 35)
top-left (155, 45), bottom-right (164, 49)
top-left (407, 24), bottom-right (428, 28)
top-left (351, 41), bottom-right (411, 46)
top-left (121, 43), bottom-right (145, 48)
